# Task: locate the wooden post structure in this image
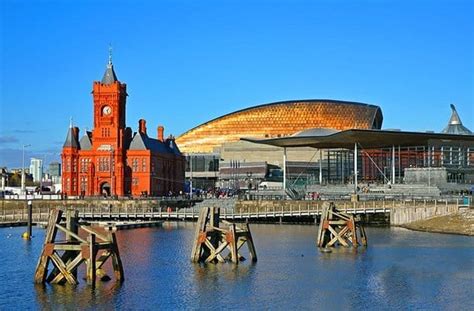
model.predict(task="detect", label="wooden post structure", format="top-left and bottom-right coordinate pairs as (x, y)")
top-left (34, 208), bottom-right (124, 285)
top-left (191, 207), bottom-right (257, 264)
top-left (317, 202), bottom-right (367, 248)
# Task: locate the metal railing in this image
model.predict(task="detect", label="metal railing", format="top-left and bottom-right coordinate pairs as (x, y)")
top-left (0, 198), bottom-right (465, 224)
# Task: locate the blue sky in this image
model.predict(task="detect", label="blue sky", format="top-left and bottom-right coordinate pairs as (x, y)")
top-left (1, 0), bottom-right (473, 168)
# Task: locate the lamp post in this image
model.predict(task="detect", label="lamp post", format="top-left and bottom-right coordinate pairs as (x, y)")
top-left (189, 154), bottom-right (193, 199)
top-left (21, 144), bottom-right (31, 194)
top-left (246, 171), bottom-right (252, 200)
top-left (246, 171), bottom-right (252, 190)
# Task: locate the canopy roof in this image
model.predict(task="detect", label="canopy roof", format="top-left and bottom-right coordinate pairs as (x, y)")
top-left (241, 128), bottom-right (474, 149)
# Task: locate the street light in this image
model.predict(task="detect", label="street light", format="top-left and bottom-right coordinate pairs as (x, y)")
top-left (246, 171), bottom-right (253, 190)
top-left (21, 144), bottom-right (31, 194)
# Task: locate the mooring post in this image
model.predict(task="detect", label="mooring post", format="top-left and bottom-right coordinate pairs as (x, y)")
top-left (27, 200), bottom-right (33, 239)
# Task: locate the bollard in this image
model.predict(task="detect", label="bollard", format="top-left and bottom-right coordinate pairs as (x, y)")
top-left (22, 200), bottom-right (33, 240)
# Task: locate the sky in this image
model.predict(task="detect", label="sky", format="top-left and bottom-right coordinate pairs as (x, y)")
top-left (0, 0), bottom-right (473, 169)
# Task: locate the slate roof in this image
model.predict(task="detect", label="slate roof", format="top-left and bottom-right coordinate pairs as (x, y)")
top-left (442, 104), bottom-right (472, 135)
top-left (79, 131), bottom-right (92, 150)
top-left (166, 138), bottom-right (182, 155)
top-left (63, 127), bottom-right (79, 148)
top-left (101, 63), bottom-right (118, 84)
top-left (129, 132), bottom-right (181, 154)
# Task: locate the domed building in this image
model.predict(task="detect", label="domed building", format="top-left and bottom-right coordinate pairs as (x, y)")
top-left (176, 99), bottom-right (383, 153)
top-left (176, 99), bottom-right (383, 190)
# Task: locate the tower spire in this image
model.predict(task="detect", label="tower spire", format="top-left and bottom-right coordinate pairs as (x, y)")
top-left (101, 45), bottom-right (118, 84)
top-left (442, 104), bottom-right (472, 135)
top-left (108, 44), bottom-right (113, 65)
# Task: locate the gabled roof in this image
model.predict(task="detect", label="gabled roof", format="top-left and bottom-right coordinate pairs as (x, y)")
top-left (442, 104), bottom-right (472, 135)
top-left (129, 132), bottom-right (180, 154)
top-left (79, 132), bottom-right (92, 150)
top-left (63, 127), bottom-right (79, 149)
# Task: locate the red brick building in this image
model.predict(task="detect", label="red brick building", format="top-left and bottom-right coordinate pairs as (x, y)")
top-left (61, 57), bottom-right (185, 197)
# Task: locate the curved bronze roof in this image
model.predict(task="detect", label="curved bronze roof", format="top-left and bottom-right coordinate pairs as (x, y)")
top-left (176, 99), bottom-right (383, 153)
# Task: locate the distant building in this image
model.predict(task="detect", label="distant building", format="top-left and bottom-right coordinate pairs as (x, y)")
top-left (48, 162), bottom-right (61, 184)
top-left (61, 53), bottom-right (185, 197)
top-left (30, 158), bottom-right (43, 182)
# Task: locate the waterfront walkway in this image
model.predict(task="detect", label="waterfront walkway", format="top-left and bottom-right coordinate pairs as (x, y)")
top-left (0, 198), bottom-right (465, 225)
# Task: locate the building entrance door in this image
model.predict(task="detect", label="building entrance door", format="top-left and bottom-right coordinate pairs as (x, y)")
top-left (101, 182), bottom-right (111, 196)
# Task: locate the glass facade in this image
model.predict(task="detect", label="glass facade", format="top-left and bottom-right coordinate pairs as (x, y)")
top-left (185, 154), bottom-right (220, 173)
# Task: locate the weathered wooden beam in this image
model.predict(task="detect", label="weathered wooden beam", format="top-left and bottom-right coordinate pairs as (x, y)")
top-left (191, 208), bottom-right (209, 262)
top-left (110, 232), bottom-right (124, 282)
top-left (244, 223), bottom-right (257, 262)
top-left (49, 253), bottom-right (84, 284)
top-left (228, 224), bottom-right (238, 263)
top-left (34, 209), bottom-right (62, 284)
top-left (49, 253), bottom-right (78, 285)
top-left (55, 224), bottom-right (88, 244)
top-left (52, 244), bottom-right (83, 251)
top-left (86, 234), bottom-right (96, 286)
top-left (81, 226), bottom-right (109, 242)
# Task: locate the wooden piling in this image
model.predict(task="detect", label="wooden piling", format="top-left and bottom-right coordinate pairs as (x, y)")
top-left (191, 207), bottom-right (257, 264)
top-left (317, 202), bottom-right (367, 248)
top-left (34, 208), bottom-right (124, 285)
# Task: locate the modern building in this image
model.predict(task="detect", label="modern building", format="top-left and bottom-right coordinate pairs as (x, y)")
top-left (48, 162), bottom-right (61, 184)
top-left (61, 54), bottom-right (185, 197)
top-left (177, 100), bottom-right (473, 190)
top-left (177, 100), bottom-right (382, 189)
top-left (176, 99), bottom-right (382, 153)
top-left (243, 105), bottom-right (474, 188)
top-left (29, 158), bottom-right (43, 182)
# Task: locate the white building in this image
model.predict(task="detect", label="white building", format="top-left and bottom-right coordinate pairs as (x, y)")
top-left (30, 158), bottom-right (43, 182)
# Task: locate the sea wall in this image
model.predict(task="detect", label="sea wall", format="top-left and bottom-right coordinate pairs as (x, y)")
top-left (389, 204), bottom-right (459, 225)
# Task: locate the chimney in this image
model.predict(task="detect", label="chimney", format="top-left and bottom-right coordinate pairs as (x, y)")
top-left (157, 125), bottom-right (164, 142)
top-left (138, 119), bottom-right (147, 135)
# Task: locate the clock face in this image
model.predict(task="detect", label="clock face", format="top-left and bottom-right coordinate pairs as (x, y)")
top-left (102, 106), bottom-right (112, 115)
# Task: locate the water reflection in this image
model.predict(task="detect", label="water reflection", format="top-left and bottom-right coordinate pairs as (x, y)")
top-left (0, 224), bottom-right (473, 310)
top-left (35, 281), bottom-right (124, 309)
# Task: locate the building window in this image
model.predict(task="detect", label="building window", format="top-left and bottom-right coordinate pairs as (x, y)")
top-left (80, 158), bottom-right (89, 173)
top-left (132, 159), bottom-right (138, 172)
top-left (132, 178), bottom-right (139, 186)
top-left (66, 159), bottom-right (71, 172)
top-left (101, 128), bottom-right (111, 137)
top-left (80, 176), bottom-right (87, 192)
top-left (98, 157), bottom-right (110, 172)
top-left (142, 159), bottom-right (146, 172)
top-left (72, 159), bottom-right (77, 172)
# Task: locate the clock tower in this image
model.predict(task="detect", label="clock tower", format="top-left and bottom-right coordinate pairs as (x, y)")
top-left (92, 51), bottom-right (127, 148)
top-left (89, 51), bottom-right (129, 196)
top-left (61, 51), bottom-right (185, 198)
